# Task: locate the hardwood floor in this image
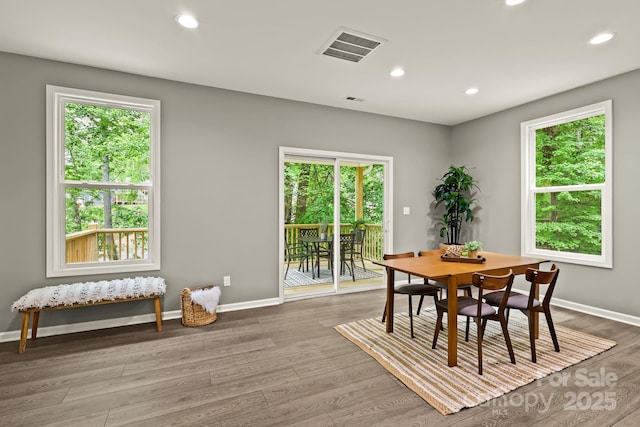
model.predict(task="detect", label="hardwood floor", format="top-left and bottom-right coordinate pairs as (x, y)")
top-left (0, 289), bottom-right (638, 426)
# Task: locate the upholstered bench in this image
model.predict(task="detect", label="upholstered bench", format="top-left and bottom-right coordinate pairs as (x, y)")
top-left (11, 276), bottom-right (166, 354)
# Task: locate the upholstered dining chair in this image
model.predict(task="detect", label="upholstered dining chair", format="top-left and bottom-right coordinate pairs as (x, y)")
top-left (432, 270), bottom-right (516, 375)
top-left (483, 264), bottom-right (560, 363)
top-left (381, 251), bottom-right (440, 338)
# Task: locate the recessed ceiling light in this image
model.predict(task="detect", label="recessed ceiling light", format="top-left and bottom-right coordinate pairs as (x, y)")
top-left (176, 14), bottom-right (199, 29)
top-left (465, 87), bottom-right (479, 95)
top-left (505, 0), bottom-right (526, 5)
top-left (390, 68), bottom-right (405, 77)
top-left (589, 32), bottom-right (614, 45)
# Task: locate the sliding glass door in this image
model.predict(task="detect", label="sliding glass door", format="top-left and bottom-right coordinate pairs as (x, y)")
top-left (279, 147), bottom-right (392, 300)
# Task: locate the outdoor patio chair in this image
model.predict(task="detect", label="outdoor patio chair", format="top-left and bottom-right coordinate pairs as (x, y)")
top-left (338, 233), bottom-right (356, 281)
top-left (346, 228), bottom-right (366, 271)
top-left (284, 234), bottom-right (309, 279)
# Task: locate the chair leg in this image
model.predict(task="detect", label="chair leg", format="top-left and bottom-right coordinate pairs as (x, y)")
top-left (500, 315), bottom-right (516, 365)
top-left (430, 294), bottom-right (444, 330)
top-left (477, 318), bottom-right (484, 375)
top-left (382, 302), bottom-right (387, 323)
top-left (432, 307), bottom-right (444, 349)
top-left (416, 295), bottom-right (425, 315)
top-left (524, 309), bottom-right (537, 363)
top-left (408, 295), bottom-right (415, 338)
top-left (544, 307), bottom-right (560, 353)
top-left (465, 316), bottom-right (471, 342)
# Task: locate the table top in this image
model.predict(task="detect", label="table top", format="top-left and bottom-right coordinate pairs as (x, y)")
top-left (374, 250), bottom-right (547, 281)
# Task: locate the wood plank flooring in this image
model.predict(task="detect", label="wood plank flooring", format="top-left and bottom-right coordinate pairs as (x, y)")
top-left (0, 289), bottom-right (638, 426)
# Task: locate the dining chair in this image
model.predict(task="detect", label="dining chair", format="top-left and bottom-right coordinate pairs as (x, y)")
top-left (284, 234), bottom-right (309, 279)
top-left (418, 250), bottom-right (474, 300)
top-left (299, 227), bottom-right (319, 272)
top-left (381, 251), bottom-right (440, 338)
top-left (347, 228), bottom-right (367, 271)
top-left (432, 270), bottom-right (516, 375)
top-left (338, 233), bottom-right (356, 281)
top-left (483, 264), bottom-right (560, 363)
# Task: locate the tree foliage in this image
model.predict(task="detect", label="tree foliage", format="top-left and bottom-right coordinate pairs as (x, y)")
top-left (284, 162), bottom-right (384, 225)
top-left (535, 115), bottom-right (605, 254)
top-left (64, 103), bottom-right (150, 233)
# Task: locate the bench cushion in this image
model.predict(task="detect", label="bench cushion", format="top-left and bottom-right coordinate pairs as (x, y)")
top-left (11, 276), bottom-right (166, 312)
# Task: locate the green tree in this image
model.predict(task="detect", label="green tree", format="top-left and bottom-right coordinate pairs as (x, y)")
top-left (64, 103), bottom-right (150, 234)
top-left (535, 115), bottom-right (605, 254)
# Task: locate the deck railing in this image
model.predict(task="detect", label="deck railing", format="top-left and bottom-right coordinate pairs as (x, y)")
top-left (66, 223), bottom-right (148, 263)
top-left (285, 223), bottom-right (383, 262)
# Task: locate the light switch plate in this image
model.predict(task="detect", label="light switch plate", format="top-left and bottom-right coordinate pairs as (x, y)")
top-left (403, 207), bottom-right (410, 215)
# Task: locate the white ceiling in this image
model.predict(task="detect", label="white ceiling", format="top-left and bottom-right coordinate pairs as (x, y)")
top-left (1, 0), bottom-right (638, 125)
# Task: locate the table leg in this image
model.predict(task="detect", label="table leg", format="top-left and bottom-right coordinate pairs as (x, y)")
top-left (447, 276), bottom-right (458, 367)
top-left (533, 282), bottom-right (540, 339)
top-left (385, 267), bottom-right (395, 333)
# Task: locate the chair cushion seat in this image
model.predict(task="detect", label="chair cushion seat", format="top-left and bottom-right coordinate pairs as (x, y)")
top-left (430, 280), bottom-right (473, 290)
top-left (436, 296), bottom-right (496, 317)
top-left (484, 291), bottom-right (541, 310)
top-left (395, 283), bottom-right (439, 296)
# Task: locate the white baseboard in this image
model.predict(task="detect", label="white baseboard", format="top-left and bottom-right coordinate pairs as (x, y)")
top-left (550, 297), bottom-right (640, 327)
top-left (0, 297), bottom-right (280, 344)
top-left (1, 294), bottom-right (637, 344)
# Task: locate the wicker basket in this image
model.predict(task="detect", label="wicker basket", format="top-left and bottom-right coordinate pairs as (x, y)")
top-left (180, 286), bottom-right (218, 327)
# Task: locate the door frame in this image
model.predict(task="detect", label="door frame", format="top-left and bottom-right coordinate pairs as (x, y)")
top-left (278, 146), bottom-right (393, 302)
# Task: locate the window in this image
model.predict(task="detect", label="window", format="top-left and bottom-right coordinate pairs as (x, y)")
top-left (521, 100), bottom-right (612, 268)
top-left (46, 85), bottom-right (161, 277)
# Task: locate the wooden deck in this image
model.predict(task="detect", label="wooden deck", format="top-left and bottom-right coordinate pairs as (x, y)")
top-left (284, 259), bottom-right (385, 296)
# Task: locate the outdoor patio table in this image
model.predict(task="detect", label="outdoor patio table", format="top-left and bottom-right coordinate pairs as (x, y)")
top-left (374, 250), bottom-right (547, 367)
top-left (300, 235), bottom-right (333, 279)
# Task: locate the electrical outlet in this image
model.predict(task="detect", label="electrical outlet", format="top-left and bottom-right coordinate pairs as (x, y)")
top-left (223, 275), bottom-right (231, 287)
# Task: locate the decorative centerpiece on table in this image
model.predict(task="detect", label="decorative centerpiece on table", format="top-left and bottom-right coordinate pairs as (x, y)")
top-left (464, 240), bottom-right (483, 259)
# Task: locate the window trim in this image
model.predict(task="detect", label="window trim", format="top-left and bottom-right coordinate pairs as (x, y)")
top-left (520, 100), bottom-right (612, 268)
top-left (46, 85), bottom-right (161, 277)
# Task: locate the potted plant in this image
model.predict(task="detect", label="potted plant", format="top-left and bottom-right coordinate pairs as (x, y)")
top-left (351, 219), bottom-right (366, 231)
top-left (319, 221), bottom-right (328, 240)
top-left (433, 165), bottom-right (479, 246)
top-left (464, 240), bottom-right (483, 258)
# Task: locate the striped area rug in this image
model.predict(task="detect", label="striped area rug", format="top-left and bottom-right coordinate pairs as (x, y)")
top-left (334, 310), bottom-right (616, 415)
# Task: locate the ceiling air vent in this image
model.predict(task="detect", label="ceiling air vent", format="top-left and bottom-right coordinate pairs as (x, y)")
top-left (320, 28), bottom-right (386, 63)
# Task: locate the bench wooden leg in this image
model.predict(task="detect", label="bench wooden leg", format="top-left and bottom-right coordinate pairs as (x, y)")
top-left (19, 312), bottom-right (30, 354)
top-left (154, 296), bottom-right (163, 332)
top-left (31, 311), bottom-right (40, 340)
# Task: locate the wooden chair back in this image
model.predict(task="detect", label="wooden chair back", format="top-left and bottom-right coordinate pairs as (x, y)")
top-left (383, 251), bottom-right (415, 261)
top-left (525, 264), bottom-right (559, 308)
top-left (472, 270), bottom-right (515, 315)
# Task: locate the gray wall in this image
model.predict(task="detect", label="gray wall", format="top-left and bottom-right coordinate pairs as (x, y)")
top-left (0, 52), bottom-right (450, 332)
top-left (451, 68), bottom-right (640, 317)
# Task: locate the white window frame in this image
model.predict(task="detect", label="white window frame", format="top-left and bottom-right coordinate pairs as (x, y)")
top-left (46, 85), bottom-right (161, 277)
top-left (521, 100), bottom-right (612, 268)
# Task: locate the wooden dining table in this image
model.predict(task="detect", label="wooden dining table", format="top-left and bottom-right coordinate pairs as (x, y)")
top-left (374, 250), bottom-right (548, 367)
